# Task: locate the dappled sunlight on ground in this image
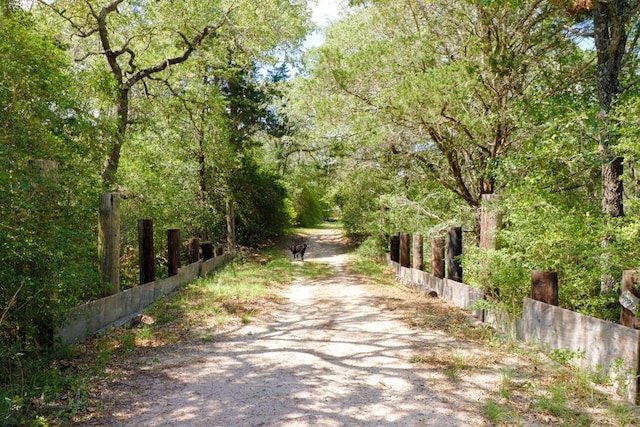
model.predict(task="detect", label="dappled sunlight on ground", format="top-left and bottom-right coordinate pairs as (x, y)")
top-left (89, 228), bottom-right (612, 426)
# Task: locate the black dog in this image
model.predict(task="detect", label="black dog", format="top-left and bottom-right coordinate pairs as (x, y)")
top-left (289, 243), bottom-right (307, 261)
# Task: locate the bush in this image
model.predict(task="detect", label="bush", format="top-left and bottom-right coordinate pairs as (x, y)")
top-left (292, 185), bottom-right (327, 227)
top-left (233, 164), bottom-right (294, 244)
top-left (355, 235), bottom-right (388, 258)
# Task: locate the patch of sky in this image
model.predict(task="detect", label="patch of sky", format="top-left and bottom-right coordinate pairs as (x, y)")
top-left (257, 0), bottom-right (350, 81)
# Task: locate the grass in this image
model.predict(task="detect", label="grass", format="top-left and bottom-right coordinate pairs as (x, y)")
top-left (534, 384), bottom-right (570, 418)
top-left (349, 257), bottom-right (392, 277)
top-left (348, 255), bottom-right (640, 427)
top-left (2, 243), bottom-right (332, 426)
top-left (443, 354), bottom-right (467, 382)
top-left (129, 246), bottom-right (333, 346)
top-left (485, 399), bottom-right (510, 424)
top-left (8, 240), bottom-right (640, 426)
top-left (499, 367), bottom-right (514, 400)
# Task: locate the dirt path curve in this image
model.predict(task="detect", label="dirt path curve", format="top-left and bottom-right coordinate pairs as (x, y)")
top-left (95, 229), bottom-right (496, 426)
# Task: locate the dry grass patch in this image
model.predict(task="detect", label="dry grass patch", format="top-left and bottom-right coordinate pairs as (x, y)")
top-left (412, 348), bottom-right (496, 383)
top-left (349, 256), bottom-right (640, 426)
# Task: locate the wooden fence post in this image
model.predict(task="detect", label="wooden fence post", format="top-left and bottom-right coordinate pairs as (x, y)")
top-left (226, 198), bottom-right (236, 253)
top-left (531, 271), bottom-right (559, 306)
top-left (215, 243), bottom-right (225, 256)
top-left (99, 193), bottom-right (120, 296)
top-left (138, 219), bottom-right (155, 285)
top-left (432, 237), bottom-right (445, 279)
top-left (412, 233), bottom-right (423, 270)
top-left (186, 238), bottom-right (200, 264)
top-left (447, 227), bottom-right (463, 282)
top-left (621, 270), bottom-right (640, 328)
top-left (480, 194), bottom-right (501, 250)
top-left (167, 229), bottom-right (181, 277)
top-left (390, 233), bottom-right (400, 263)
top-left (399, 232), bottom-right (411, 268)
top-left (202, 241), bottom-right (214, 261)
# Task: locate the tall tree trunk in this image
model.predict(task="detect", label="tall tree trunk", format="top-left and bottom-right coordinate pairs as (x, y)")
top-left (593, 0), bottom-right (628, 292)
top-left (101, 87), bottom-right (129, 188)
top-left (198, 133), bottom-right (206, 204)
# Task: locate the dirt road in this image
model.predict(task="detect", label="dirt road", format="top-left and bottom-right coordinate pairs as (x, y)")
top-left (89, 228), bottom-right (628, 426)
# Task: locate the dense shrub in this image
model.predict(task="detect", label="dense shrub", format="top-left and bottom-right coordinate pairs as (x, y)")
top-left (233, 164), bottom-right (294, 245)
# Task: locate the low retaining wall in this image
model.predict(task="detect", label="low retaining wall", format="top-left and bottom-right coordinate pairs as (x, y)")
top-left (523, 298), bottom-right (640, 403)
top-left (390, 259), bottom-right (640, 403)
top-left (57, 253), bottom-right (235, 344)
top-left (392, 262), bottom-right (484, 320)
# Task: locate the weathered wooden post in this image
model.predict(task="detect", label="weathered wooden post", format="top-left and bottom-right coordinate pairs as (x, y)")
top-left (390, 233), bottom-right (400, 263)
top-left (431, 237), bottom-right (445, 279)
top-left (99, 193), bottom-right (121, 296)
top-left (215, 243), bottom-right (225, 256)
top-left (167, 229), bottom-right (181, 277)
top-left (202, 241), bottom-right (214, 261)
top-left (620, 270), bottom-right (640, 328)
top-left (412, 233), bottom-right (424, 270)
top-left (186, 238), bottom-right (200, 264)
top-left (447, 227), bottom-right (463, 282)
top-left (138, 219), bottom-right (155, 285)
top-left (480, 194), bottom-right (501, 250)
top-left (226, 198), bottom-right (236, 253)
top-left (531, 271), bottom-right (559, 306)
top-left (399, 232), bottom-right (411, 268)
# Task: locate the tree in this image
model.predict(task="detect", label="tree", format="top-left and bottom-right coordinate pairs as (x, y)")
top-left (1, 2), bottom-right (99, 372)
top-left (219, 62), bottom-right (299, 242)
top-left (36, 0), bottom-right (311, 188)
top-left (560, 0), bottom-right (640, 291)
top-left (298, 0), bottom-right (582, 232)
top-left (592, 0), bottom-right (639, 220)
top-left (591, 0), bottom-right (640, 291)
top-left (117, 55), bottom-right (299, 247)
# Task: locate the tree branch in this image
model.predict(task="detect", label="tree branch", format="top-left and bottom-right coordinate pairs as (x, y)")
top-left (125, 19), bottom-right (227, 89)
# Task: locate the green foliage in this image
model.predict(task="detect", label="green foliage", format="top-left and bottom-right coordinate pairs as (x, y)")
top-left (328, 166), bottom-right (391, 240)
top-left (535, 384), bottom-right (570, 418)
top-left (462, 189), bottom-right (614, 318)
top-left (0, 0), bottom-right (313, 423)
top-left (0, 11), bottom-right (100, 423)
top-left (484, 399), bottom-right (509, 424)
top-left (0, 341), bottom-right (80, 425)
top-left (304, 0), bottom-right (580, 212)
top-left (290, 184), bottom-right (328, 227)
top-left (349, 256), bottom-right (394, 278)
top-left (355, 236), bottom-right (388, 258)
top-left (0, 5), bottom-right (100, 361)
top-left (233, 163), bottom-right (294, 244)
top-left (457, 76), bottom-right (635, 320)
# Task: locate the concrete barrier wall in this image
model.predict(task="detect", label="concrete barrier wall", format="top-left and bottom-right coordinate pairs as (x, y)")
top-left (202, 253), bottom-right (235, 276)
top-left (523, 298), bottom-right (640, 403)
top-left (389, 259), bottom-right (640, 403)
top-left (391, 261), bottom-right (484, 320)
top-left (57, 253), bottom-right (234, 345)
